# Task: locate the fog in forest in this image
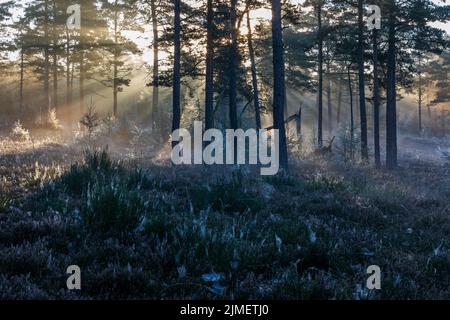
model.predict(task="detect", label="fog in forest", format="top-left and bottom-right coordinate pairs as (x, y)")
top-left (0, 0), bottom-right (449, 301)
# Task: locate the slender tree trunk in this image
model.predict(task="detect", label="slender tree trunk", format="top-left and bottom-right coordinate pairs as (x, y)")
top-left (427, 81), bottom-right (432, 118)
top-left (66, 28), bottom-right (72, 108)
top-left (372, 28), bottom-right (381, 168)
top-left (326, 61), bottom-right (332, 135)
top-left (79, 4), bottom-right (85, 114)
top-left (79, 54), bottom-right (84, 113)
top-left (213, 89), bottom-right (226, 127)
top-left (297, 105), bottom-right (302, 138)
top-left (113, 1), bottom-right (119, 117)
top-left (151, 0), bottom-right (159, 126)
top-left (70, 58), bottom-right (74, 92)
top-left (205, 0), bottom-right (214, 130)
top-left (336, 80), bottom-right (342, 126)
top-left (386, 11), bottom-right (398, 169)
top-left (172, 0), bottom-right (181, 147)
top-left (229, 0), bottom-right (238, 130)
top-left (44, 0), bottom-right (50, 120)
top-left (52, 0), bottom-right (57, 111)
top-left (357, 0), bottom-right (368, 161)
top-left (284, 83), bottom-right (288, 120)
top-left (317, 3), bottom-right (323, 148)
top-left (246, 10), bottom-right (261, 130)
top-left (271, 0), bottom-right (289, 171)
top-left (19, 39), bottom-right (24, 119)
top-left (348, 66), bottom-right (354, 160)
top-left (418, 81), bottom-right (422, 134)
top-left (52, 51), bottom-right (58, 110)
top-left (418, 57), bottom-right (423, 134)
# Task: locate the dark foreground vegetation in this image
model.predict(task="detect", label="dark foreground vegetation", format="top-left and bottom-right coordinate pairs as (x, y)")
top-left (0, 147), bottom-right (449, 299)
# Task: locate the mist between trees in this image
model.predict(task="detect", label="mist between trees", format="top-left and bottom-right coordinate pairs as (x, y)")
top-left (0, 0), bottom-right (448, 169)
top-left (0, 0), bottom-right (450, 301)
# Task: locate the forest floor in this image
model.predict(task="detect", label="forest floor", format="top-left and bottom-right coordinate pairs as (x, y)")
top-left (0, 130), bottom-right (449, 299)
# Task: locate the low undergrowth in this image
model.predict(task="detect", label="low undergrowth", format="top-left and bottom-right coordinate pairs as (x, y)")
top-left (0, 150), bottom-right (449, 299)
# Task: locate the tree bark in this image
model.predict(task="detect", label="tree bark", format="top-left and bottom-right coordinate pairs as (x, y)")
top-left (271, 0), bottom-right (289, 171)
top-left (317, 2), bottom-right (323, 148)
top-left (357, 0), bottom-right (368, 161)
top-left (52, 0), bottom-right (57, 111)
top-left (113, 0), bottom-right (119, 117)
top-left (246, 10), bottom-right (261, 130)
top-left (44, 0), bottom-right (50, 119)
top-left (372, 28), bottom-right (381, 168)
top-left (79, 54), bottom-right (85, 113)
top-left (19, 38), bottom-right (24, 119)
top-left (79, 4), bottom-right (85, 114)
top-left (229, 0), bottom-right (238, 130)
top-left (336, 80), bottom-right (342, 126)
top-left (172, 0), bottom-right (182, 147)
top-left (418, 57), bottom-right (423, 134)
top-left (66, 28), bottom-right (72, 108)
top-left (297, 105), bottom-right (302, 139)
top-left (427, 81), bottom-right (432, 118)
top-left (205, 0), bottom-right (214, 130)
top-left (386, 10), bottom-right (398, 169)
top-left (348, 66), bottom-right (354, 160)
top-left (151, 0), bottom-right (159, 126)
top-left (326, 60), bottom-right (332, 135)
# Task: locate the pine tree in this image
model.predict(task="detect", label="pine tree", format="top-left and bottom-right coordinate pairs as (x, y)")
top-left (99, 0), bottom-right (142, 118)
top-left (172, 0), bottom-right (182, 147)
top-left (271, 0), bottom-right (288, 171)
top-left (204, 0), bottom-right (215, 130)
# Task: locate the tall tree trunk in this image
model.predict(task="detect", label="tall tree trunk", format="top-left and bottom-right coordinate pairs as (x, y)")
top-left (79, 54), bottom-right (85, 113)
top-left (52, 0), bottom-right (57, 111)
top-left (326, 60), bottom-right (332, 135)
top-left (336, 80), bottom-right (342, 126)
top-left (317, 3), bottom-right (323, 148)
top-left (271, 0), bottom-right (289, 171)
top-left (418, 56), bottom-right (423, 134)
top-left (357, 0), bottom-right (368, 161)
top-left (66, 28), bottom-right (72, 108)
top-left (348, 66), bottom-right (354, 160)
top-left (113, 1), bottom-right (118, 117)
top-left (296, 104), bottom-right (303, 150)
top-left (70, 57), bottom-right (74, 94)
top-left (418, 80), bottom-right (422, 134)
top-left (204, 0), bottom-right (214, 130)
top-left (386, 10), bottom-right (398, 169)
top-left (71, 58), bottom-right (74, 86)
top-left (229, 0), bottom-right (238, 130)
top-left (372, 28), bottom-right (381, 168)
top-left (44, 0), bottom-right (50, 120)
top-left (297, 105), bottom-right (302, 138)
top-left (52, 51), bottom-right (58, 111)
top-left (246, 10), bottom-right (261, 130)
top-left (19, 39), bottom-right (24, 119)
top-left (172, 0), bottom-right (181, 147)
top-left (354, 89), bottom-right (359, 123)
top-left (79, 4), bottom-right (85, 114)
top-left (284, 82), bottom-right (288, 120)
top-left (150, 0), bottom-right (159, 127)
top-left (427, 81), bottom-right (432, 118)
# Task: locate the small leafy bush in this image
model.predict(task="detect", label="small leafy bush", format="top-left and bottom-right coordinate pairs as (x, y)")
top-left (48, 108), bottom-right (62, 130)
top-left (10, 120), bottom-right (30, 141)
